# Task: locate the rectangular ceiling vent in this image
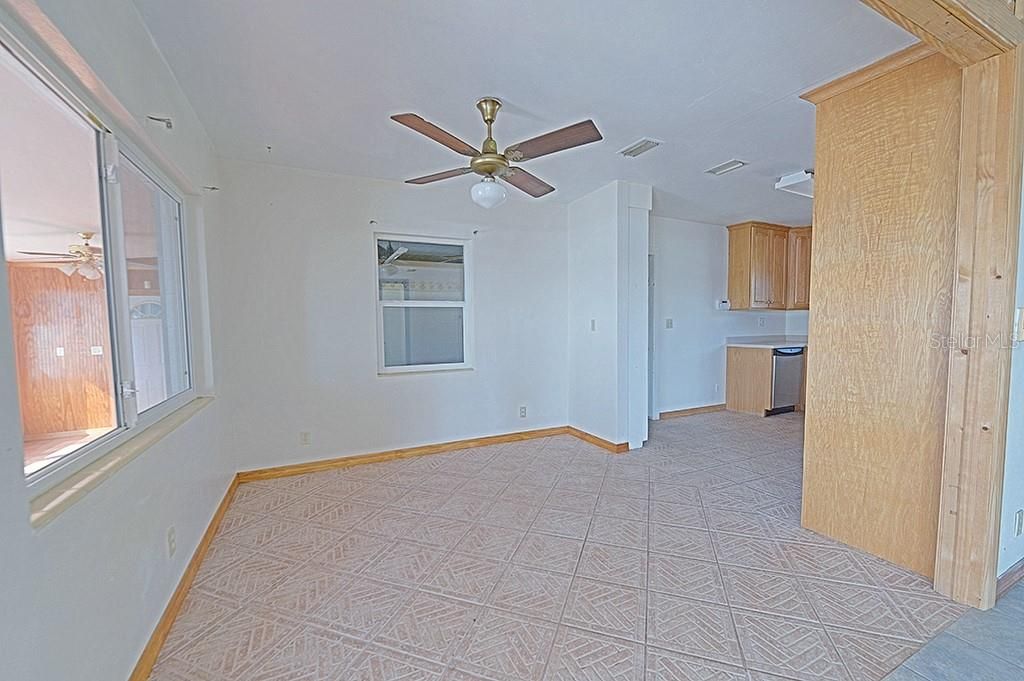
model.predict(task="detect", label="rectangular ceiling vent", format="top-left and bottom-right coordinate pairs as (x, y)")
top-left (618, 138), bottom-right (663, 158)
top-left (704, 159), bottom-right (748, 176)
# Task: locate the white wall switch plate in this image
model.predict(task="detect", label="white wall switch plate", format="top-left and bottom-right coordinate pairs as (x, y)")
top-left (665, 318), bottom-right (673, 329)
top-left (758, 317), bottom-right (767, 328)
top-left (300, 431), bottom-right (312, 446)
top-left (519, 406), bottom-right (527, 418)
top-left (90, 345), bottom-right (103, 355)
top-left (590, 319), bottom-right (596, 332)
top-left (55, 347), bottom-right (65, 357)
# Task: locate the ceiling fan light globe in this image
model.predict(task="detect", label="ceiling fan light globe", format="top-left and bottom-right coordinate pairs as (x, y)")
top-left (470, 176), bottom-right (507, 209)
top-left (58, 264), bottom-right (77, 277)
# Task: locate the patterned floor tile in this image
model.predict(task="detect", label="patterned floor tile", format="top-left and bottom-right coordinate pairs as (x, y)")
top-left (646, 591), bottom-right (742, 665)
top-left (800, 578), bottom-right (922, 641)
top-left (153, 415), bottom-right (969, 681)
top-left (314, 575), bottom-right (411, 639)
top-left (455, 524), bottom-right (526, 561)
top-left (562, 577), bottom-right (646, 641)
top-left (645, 647), bottom-right (749, 681)
top-left (530, 508), bottom-right (593, 539)
top-left (345, 644), bottom-right (445, 680)
top-left (246, 624), bottom-right (363, 681)
top-left (309, 530), bottom-right (392, 574)
top-left (488, 564), bottom-right (572, 621)
top-left (588, 515), bottom-right (648, 550)
top-left (595, 494), bottom-right (650, 521)
top-left (648, 554), bottom-right (727, 604)
top-left (421, 552), bottom-right (507, 602)
top-left (175, 608), bottom-right (298, 679)
top-left (577, 543), bottom-right (647, 588)
top-left (732, 610), bottom-right (847, 680)
top-left (543, 626), bottom-right (644, 680)
top-left (721, 567), bottom-right (817, 621)
top-left (513, 533), bottom-right (585, 574)
top-left (456, 609), bottom-right (558, 681)
top-left (255, 563), bottom-right (351, 616)
top-left (649, 501), bottom-right (706, 529)
top-left (376, 591), bottom-right (480, 663)
top-left (649, 524), bottom-right (715, 561)
top-left (367, 540), bottom-right (446, 586)
top-left (826, 628), bottom-right (920, 681)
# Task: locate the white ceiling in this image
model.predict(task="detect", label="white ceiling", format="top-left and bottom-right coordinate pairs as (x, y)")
top-left (133, 0), bottom-right (914, 226)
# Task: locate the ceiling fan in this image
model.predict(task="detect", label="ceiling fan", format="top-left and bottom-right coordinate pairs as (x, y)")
top-left (378, 242), bottom-right (409, 275)
top-left (18, 231), bottom-right (104, 280)
top-left (391, 98), bottom-right (603, 208)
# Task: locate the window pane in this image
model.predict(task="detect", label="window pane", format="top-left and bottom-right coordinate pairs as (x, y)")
top-left (119, 156), bottom-right (190, 412)
top-left (0, 47), bottom-right (118, 475)
top-left (382, 306), bottom-right (464, 367)
top-left (378, 239), bottom-right (464, 302)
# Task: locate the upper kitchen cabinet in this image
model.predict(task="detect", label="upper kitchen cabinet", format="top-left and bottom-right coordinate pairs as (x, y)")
top-left (786, 226), bottom-right (812, 309)
top-left (727, 221), bottom-right (812, 311)
top-left (727, 222), bottom-right (790, 310)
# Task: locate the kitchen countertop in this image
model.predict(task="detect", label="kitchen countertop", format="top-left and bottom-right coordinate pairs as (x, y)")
top-left (725, 335), bottom-right (808, 349)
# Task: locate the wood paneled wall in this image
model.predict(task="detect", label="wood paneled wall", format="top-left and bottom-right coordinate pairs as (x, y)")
top-left (802, 53), bottom-right (962, 577)
top-left (7, 263), bottom-right (116, 437)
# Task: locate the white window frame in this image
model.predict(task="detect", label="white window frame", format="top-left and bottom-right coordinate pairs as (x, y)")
top-left (0, 32), bottom-right (197, 492)
top-left (374, 232), bottom-right (474, 375)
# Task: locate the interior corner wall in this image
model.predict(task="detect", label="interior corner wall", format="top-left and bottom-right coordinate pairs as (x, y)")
top-left (998, 175), bottom-right (1024, 576)
top-left (649, 216), bottom-right (788, 414)
top-left (206, 158), bottom-right (569, 473)
top-left (0, 3), bottom-right (230, 681)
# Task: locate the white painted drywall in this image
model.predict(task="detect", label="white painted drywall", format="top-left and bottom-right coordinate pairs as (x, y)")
top-left (650, 216), bottom-right (789, 414)
top-left (567, 182), bottom-right (623, 443)
top-left (206, 158), bottom-right (569, 472)
top-left (0, 3), bottom-right (231, 681)
top-left (998, 179), bottom-right (1024, 575)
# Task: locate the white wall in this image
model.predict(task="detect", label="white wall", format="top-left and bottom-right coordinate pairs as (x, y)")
top-left (0, 3), bottom-right (230, 680)
top-left (207, 158), bottom-right (569, 472)
top-left (998, 180), bottom-right (1024, 575)
top-left (650, 216), bottom-right (789, 413)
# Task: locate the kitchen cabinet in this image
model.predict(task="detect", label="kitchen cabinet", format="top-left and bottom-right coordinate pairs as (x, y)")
top-left (786, 226), bottom-right (812, 309)
top-left (727, 221), bottom-right (811, 311)
top-left (725, 341), bottom-right (808, 416)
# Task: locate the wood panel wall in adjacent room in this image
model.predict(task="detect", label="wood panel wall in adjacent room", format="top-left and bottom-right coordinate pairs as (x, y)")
top-left (802, 52), bottom-right (962, 577)
top-left (7, 263), bottom-right (115, 437)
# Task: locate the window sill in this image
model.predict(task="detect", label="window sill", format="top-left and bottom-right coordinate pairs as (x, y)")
top-left (29, 396), bottom-right (214, 529)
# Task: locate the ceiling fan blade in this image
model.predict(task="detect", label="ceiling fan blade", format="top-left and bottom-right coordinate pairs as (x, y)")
top-left (504, 168), bottom-right (555, 198)
top-left (381, 246), bottom-right (409, 267)
top-left (504, 120), bottom-right (602, 162)
top-left (405, 167), bottom-right (474, 185)
top-left (18, 251), bottom-right (76, 258)
top-left (391, 114), bottom-right (478, 157)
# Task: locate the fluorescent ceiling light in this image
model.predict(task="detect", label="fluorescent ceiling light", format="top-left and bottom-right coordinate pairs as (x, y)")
top-left (704, 159), bottom-right (748, 176)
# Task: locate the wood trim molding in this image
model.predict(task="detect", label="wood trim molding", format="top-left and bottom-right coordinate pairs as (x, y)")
top-left (238, 426), bottom-right (573, 482)
top-left (859, 0), bottom-right (1024, 66)
top-left (127, 476), bottom-right (240, 681)
top-left (566, 427), bottom-right (629, 454)
top-left (934, 46), bottom-right (1024, 609)
top-left (801, 42), bottom-right (938, 103)
top-left (997, 555), bottom-right (1024, 599)
top-left (659, 404), bottom-right (726, 420)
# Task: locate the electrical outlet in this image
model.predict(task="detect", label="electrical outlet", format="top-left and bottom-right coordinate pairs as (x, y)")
top-left (166, 526), bottom-right (176, 558)
top-left (1015, 509), bottom-right (1024, 537)
top-left (758, 317), bottom-right (767, 328)
top-left (665, 318), bottom-right (673, 329)
top-left (300, 431), bottom-right (312, 446)
top-left (519, 406), bottom-right (527, 418)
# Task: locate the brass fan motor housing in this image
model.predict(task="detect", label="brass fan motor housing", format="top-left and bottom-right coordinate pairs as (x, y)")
top-left (471, 97), bottom-right (508, 176)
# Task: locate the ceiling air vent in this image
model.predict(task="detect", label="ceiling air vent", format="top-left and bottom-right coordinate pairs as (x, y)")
top-left (618, 138), bottom-right (663, 158)
top-left (704, 159), bottom-right (748, 176)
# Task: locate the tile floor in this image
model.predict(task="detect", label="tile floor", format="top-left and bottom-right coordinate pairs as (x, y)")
top-left (149, 411), bottom-right (968, 681)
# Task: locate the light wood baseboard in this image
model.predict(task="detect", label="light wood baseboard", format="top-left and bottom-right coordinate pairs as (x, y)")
top-left (128, 476), bottom-right (239, 681)
top-left (659, 404), bottom-right (726, 420)
top-left (566, 427), bottom-right (628, 454)
top-left (238, 426), bottom-right (572, 482)
top-left (997, 555), bottom-right (1024, 600)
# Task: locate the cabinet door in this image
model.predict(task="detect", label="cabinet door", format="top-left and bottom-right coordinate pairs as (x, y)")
top-left (787, 228), bottom-right (812, 309)
top-left (768, 229), bottom-right (789, 309)
top-left (749, 226), bottom-right (772, 308)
